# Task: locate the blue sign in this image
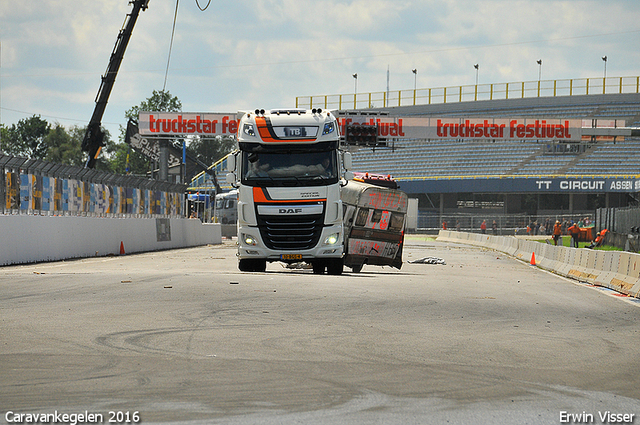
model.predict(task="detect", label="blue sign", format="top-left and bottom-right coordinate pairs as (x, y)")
top-left (398, 177), bottom-right (640, 194)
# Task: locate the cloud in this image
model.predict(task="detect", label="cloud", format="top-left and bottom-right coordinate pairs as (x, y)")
top-left (1, 0), bottom-right (639, 143)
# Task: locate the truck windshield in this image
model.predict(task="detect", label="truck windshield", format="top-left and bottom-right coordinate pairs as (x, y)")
top-left (241, 151), bottom-right (337, 186)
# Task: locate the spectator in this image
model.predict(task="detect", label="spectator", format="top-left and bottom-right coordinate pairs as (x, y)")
top-left (456, 220), bottom-right (461, 231)
top-left (533, 221), bottom-right (540, 235)
top-left (568, 221), bottom-right (580, 248)
top-left (481, 220), bottom-right (487, 234)
top-left (553, 220), bottom-right (562, 245)
top-left (442, 220), bottom-right (447, 230)
top-left (492, 220), bottom-right (498, 235)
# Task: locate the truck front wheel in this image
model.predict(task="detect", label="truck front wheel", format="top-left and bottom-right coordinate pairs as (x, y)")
top-left (239, 259), bottom-right (266, 272)
top-left (326, 258), bottom-right (343, 275)
top-left (312, 261), bottom-right (326, 274)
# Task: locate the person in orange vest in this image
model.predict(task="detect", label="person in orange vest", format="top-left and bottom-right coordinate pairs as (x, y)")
top-left (567, 221), bottom-right (580, 248)
top-left (587, 229), bottom-right (608, 249)
top-left (480, 220), bottom-right (487, 234)
top-left (442, 220), bottom-right (447, 230)
top-left (552, 220), bottom-right (562, 245)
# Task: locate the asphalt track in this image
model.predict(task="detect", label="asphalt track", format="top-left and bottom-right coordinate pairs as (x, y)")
top-left (1, 236), bottom-right (639, 424)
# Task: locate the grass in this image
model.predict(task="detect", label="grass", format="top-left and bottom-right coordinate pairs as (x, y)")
top-left (535, 236), bottom-right (622, 251)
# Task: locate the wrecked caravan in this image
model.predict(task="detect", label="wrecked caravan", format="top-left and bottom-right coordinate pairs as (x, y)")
top-left (341, 176), bottom-right (408, 273)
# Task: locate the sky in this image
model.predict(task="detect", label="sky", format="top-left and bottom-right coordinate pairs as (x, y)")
top-left (1, 0), bottom-right (639, 142)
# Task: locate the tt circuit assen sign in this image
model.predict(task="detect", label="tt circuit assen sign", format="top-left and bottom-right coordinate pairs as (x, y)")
top-left (533, 178), bottom-right (640, 192)
top-left (139, 112), bottom-right (238, 136)
top-left (337, 116), bottom-right (583, 141)
top-left (400, 177), bottom-right (640, 195)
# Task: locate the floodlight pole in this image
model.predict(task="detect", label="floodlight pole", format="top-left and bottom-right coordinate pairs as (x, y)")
top-left (352, 73), bottom-right (358, 108)
top-left (537, 59), bottom-right (542, 81)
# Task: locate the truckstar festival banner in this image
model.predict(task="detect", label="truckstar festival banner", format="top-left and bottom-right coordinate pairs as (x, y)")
top-left (139, 111), bottom-right (583, 142)
top-left (139, 112), bottom-right (238, 136)
top-left (338, 116), bottom-right (583, 142)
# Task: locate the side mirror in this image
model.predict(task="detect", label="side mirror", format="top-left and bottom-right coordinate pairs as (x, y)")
top-left (226, 173), bottom-right (236, 185)
top-left (344, 171), bottom-right (354, 180)
top-left (226, 153), bottom-right (236, 171)
top-left (342, 151), bottom-right (352, 170)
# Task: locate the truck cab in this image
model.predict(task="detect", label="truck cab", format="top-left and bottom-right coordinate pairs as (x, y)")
top-left (226, 109), bottom-right (351, 274)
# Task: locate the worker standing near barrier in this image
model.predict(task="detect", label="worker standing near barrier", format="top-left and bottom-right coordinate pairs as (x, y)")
top-left (568, 221), bottom-right (580, 248)
top-left (553, 220), bottom-right (562, 245)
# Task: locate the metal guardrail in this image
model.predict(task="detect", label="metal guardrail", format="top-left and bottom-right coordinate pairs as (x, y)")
top-left (418, 212), bottom-right (593, 236)
top-left (0, 154), bottom-right (188, 217)
top-left (296, 76), bottom-right (640, 110)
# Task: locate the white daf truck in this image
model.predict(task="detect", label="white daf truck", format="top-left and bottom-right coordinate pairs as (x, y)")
top-left (226, 108), bottom-right (353, 275)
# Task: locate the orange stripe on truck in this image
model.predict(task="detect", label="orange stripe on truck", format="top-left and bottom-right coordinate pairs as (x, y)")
top-left (254, 116), bottom-right (315, 143)
top-left (252, 187), bottom-right (326, 204)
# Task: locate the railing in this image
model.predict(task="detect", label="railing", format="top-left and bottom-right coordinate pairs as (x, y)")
top-left (0, 155), bottom-right (187, 218)
top-left (296, 76), bottom-right (640, 110)
top-left (189, 153), bottom-right (231, 191)
top-left (418, 212), bottom-right (593, 236)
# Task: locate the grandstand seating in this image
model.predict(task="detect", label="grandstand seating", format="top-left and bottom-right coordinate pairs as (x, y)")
top-left (351, 94), bottom-right (640, 179)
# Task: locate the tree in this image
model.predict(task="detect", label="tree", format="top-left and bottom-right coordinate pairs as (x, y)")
top-left (187, 135), bottom-right (236, 168)
top-left (110, 142), bottom-right (150, 176)
top-left (45, 124), bottom-right (85, 166)
top-left (112, 89), bottom-right (236, 179)
top-left (124, 89), bottom-right (182, 119)
top-left (0, 124), bottom-right (7, 154)
top-left (2, 115), bottom-right (51, 159)
top-left (110, 90), bottom-right (183, 175)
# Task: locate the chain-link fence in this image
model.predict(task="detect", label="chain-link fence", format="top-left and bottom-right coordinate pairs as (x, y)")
top-left (0, 154), bottom-right (188, 218)
top-left (595, 206), bottom-right (640, 235)
top-left (417, 211), bottom-right (594, 236)
top-left (593, 206), bottom-right (640, 251)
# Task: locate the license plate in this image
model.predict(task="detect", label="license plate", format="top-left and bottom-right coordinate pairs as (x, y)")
top-left (281, 254), bottom-right (303, 260)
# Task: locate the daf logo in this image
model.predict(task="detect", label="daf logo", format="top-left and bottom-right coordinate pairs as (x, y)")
top-left (279, 208), bottom-right (303, 214)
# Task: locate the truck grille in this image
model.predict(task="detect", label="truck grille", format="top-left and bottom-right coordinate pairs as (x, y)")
top-left (257, 214), bottom-right (324, 250)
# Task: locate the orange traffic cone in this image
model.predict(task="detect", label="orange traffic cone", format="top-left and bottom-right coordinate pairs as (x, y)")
top-left (530, 252), bottom-right (536, 265)
top-left (120, 241), bottom-right (126, 255)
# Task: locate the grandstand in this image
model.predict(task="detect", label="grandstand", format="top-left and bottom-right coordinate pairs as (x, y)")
top-left (347, 92), bottom-right (640, 217)
top-left (191, 84), bottom-right (640, 223)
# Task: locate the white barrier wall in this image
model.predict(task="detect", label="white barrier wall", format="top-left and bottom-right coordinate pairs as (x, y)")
top-left (437, 230), bottom-right (640, 299)
top-left (0, 215), bottom-right (221, 266)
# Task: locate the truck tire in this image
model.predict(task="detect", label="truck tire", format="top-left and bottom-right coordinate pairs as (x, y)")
top-left (312, 261), bottom-right (326, 274)
top-left (327, 258), bottom-right (343, 275)
top-left (239, 259), bottom-right (266, 272)
top-left (350, 264), bottom-right (363, 273)
top-left (253, 259), bottom-right (266, 272)
top-left (238, 259), bottom-right (253, 272)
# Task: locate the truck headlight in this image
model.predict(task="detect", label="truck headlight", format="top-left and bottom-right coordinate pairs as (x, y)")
top-left (243, 123), bottom-right (256, 137)
top-left (322, 122), bottom-right (335, 135)
top-left (242, 233), bottom-right (258, 246)
top-left (324, 233), bottom-right (339, 245)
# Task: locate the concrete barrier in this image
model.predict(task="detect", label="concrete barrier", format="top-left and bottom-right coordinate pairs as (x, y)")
top-left (0, 215), bottom-right (221, 266)
top-left (436, 230), bottom-right (639, 299)
top-left (595, 251), bottom-right (620, 289)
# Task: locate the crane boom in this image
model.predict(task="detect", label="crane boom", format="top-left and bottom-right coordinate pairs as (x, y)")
top-left (82, 0), bottom-right (150, 168)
